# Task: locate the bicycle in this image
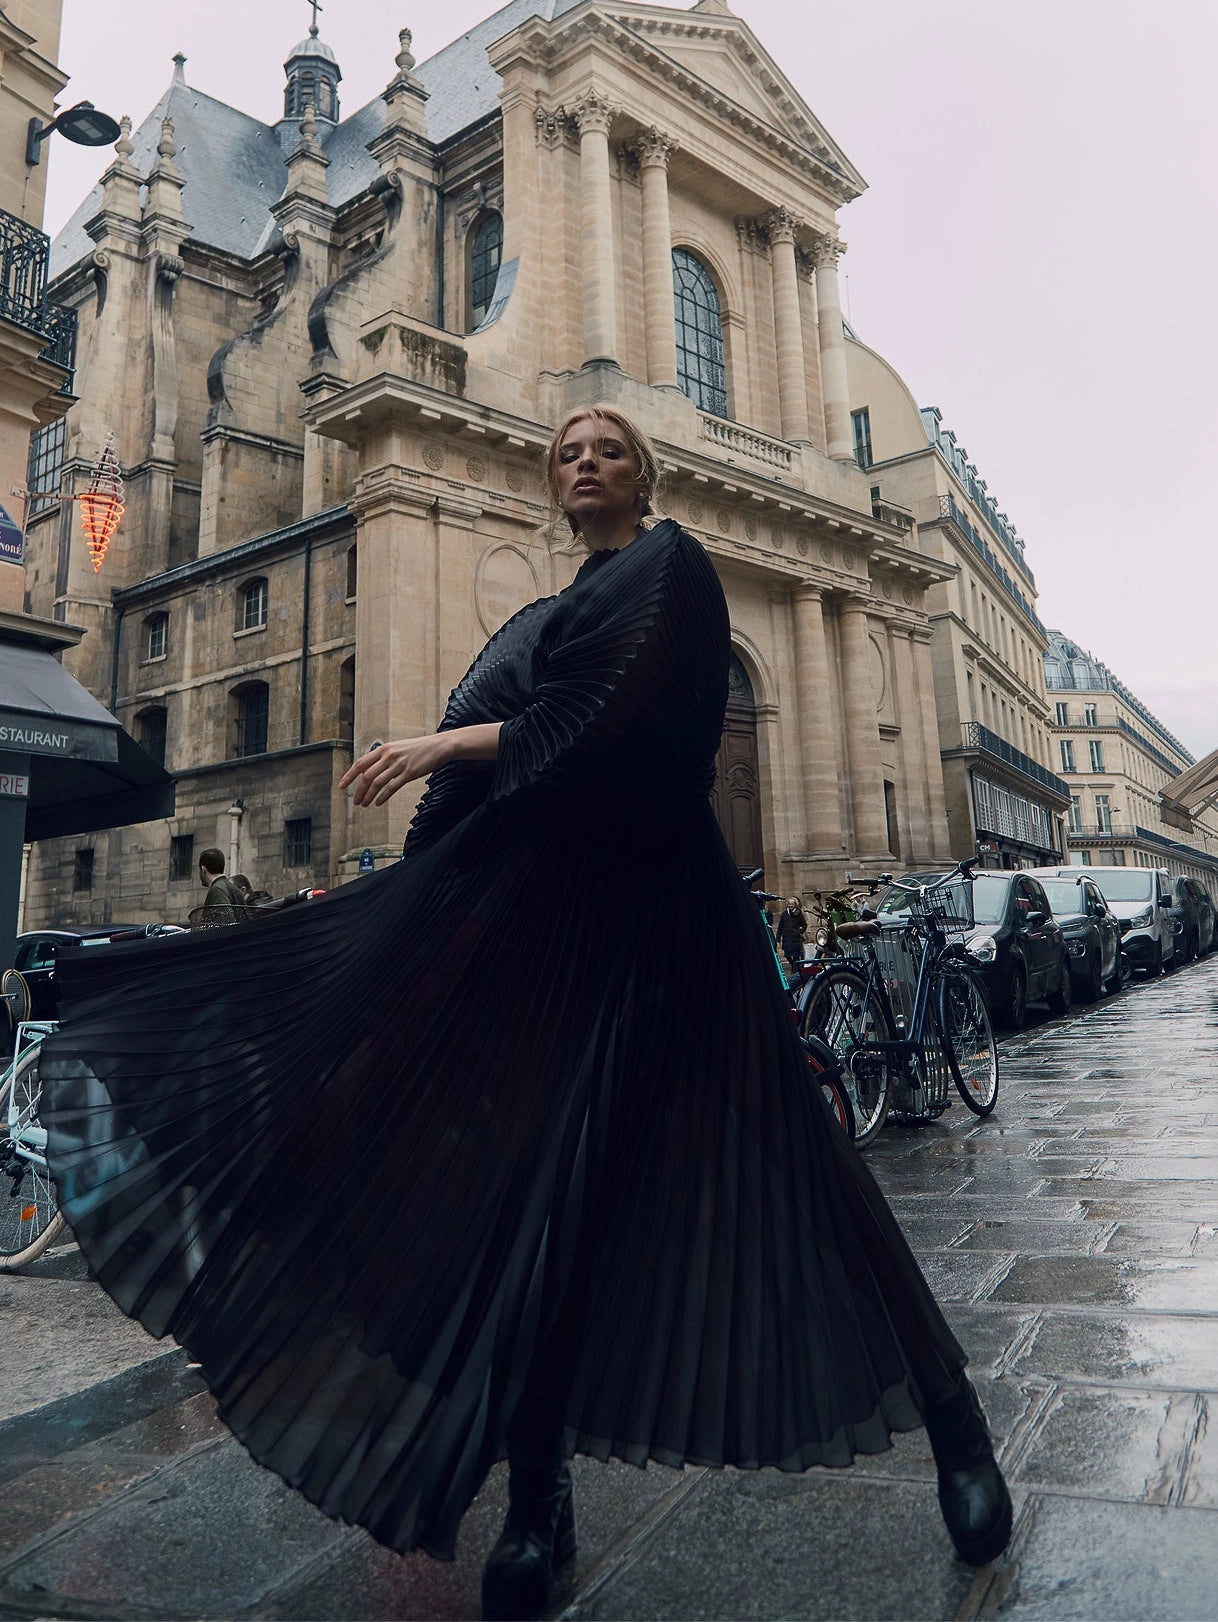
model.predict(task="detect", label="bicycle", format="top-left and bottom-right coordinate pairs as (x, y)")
top-left (743, 871), bottom-right (856, 1141)
top-left (798, 859), bottom-right (998, 1142)
top-left (0, 889), bottom-right (329, 1272)
top-left (0, 1015), bottom-right (64, 1270)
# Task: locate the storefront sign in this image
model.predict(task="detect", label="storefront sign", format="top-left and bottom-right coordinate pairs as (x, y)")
top-left (0, 504), bottom-right (23, 566)
top-left (0, 773), bottom-right (29, 797)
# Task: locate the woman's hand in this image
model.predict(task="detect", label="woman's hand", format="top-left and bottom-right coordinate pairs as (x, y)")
top-left (340, 735), bottom-right (456, 807)
top-left (340, 724), bottom-right (502, 808)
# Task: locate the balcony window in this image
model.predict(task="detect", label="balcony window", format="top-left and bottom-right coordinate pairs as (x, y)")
top-left (1069, 795), bottom-right (1083, 833)
top-left (26, 418), bottom-right (65, 516)
top-left (1084, 703), bottom-right (1098, 726)
top-left (851, 407), bottom-right (873, 470)
top-left (1060, 739), bottom-right (1076, 773)
top-left (672, 248), bottom-right (726, 418)
top-left (1095, 795), bottom-right (1112, 832)
top-left (1089, 739), bottom-right (1105, 772)
top-left (1055, 702), bottom-right (1069, 726)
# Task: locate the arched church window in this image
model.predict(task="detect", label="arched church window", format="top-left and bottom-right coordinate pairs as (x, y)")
top-left (672, 248), bottom-right (727, 419)
top-left (468, 212), bottom-right (503, 331)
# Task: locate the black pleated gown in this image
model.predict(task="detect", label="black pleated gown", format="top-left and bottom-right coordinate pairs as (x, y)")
top-left (41, 519), bottom-right (965, 1559)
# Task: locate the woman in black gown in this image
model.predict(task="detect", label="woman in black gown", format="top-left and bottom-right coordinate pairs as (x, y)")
top-left (41, 405), bottom-right (1011, 1621)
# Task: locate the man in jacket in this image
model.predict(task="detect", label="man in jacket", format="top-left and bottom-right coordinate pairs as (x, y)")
top-left (198, 848), bottom-right (249, 924)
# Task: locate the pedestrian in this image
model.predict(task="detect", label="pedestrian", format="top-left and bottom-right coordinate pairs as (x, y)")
top-left (196, 847), bottom-right (249, 925)
top-left (777, 894), bottom-right (808, 971)
top-left (41, 405), bottom-right (1010, 1622)
top-left (231, 874), bottom-right (253, 903)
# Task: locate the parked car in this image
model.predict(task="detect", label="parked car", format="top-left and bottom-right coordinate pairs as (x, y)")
top-left (877, 869), bottom-right (1071, 1029)
top-left (1036, 867), bottom-right (1177, 975)
top-left (6, 924), bottom-right (186, 1023)
top-left (1168, 876), bottom-right (1215, 962)
top-left (1028, 869), bottom-right (1126, 1000)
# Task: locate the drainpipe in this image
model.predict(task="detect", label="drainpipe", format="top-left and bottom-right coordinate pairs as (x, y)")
top-left (436, 186), bottom-right (445, 329)
top-left (299, 536), bottom-right (312, 746)
top-left (109, 605), bottom-right (125, 715)
top-left (226, 797), bottom-right (243, 877)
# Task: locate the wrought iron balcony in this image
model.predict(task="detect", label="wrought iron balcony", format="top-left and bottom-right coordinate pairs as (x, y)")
top-left (0, 204), bottom-right (77, 394)
top-left (1066, 823), bottom-right (1135, 841)
top-left (960, 721), bottom-right (1072, 801)
top-left (938, 493), bottom-right (1045, 635)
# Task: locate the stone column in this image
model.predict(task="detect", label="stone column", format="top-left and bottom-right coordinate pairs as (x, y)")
top-left (891, 628), bottom-right (929, 862)
top-left (911, 626), bottom-right (953, 859)
top-left (838, 592), bottom-right (890, 854)
top-left (573, 91), bottom-right (618, 366)
top-left (791, 584), bottom-right (842, 853)
top-left (636, 126), bottom-right (678, 388)
top-left (766, 209), bottom-right (811, 442)
top-left (812, 237), bottom-right (854, 461)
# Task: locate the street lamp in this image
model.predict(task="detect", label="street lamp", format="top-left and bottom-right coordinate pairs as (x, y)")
top-left (26, 101), bottom-right (122, 167)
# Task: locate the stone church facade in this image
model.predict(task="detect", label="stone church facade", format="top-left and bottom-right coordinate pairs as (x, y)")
top-left (23, 0), bottom-right (962, 927)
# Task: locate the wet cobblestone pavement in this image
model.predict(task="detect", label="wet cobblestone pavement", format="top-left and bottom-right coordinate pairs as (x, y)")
top-left (1, 960), bottom-right (1215, 1620)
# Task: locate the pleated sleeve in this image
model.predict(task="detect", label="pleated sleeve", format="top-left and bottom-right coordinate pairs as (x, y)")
top-left (490, 524), bottom-right (729, 836)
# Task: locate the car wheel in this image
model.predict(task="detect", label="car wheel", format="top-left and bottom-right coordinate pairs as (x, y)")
top-left (1004, 963), bottom-right (1027, 1030)
top-left (1047, 956), bottom-right (1073, 1016)
top-left (1085, 950), bottom-right (1104, 1002)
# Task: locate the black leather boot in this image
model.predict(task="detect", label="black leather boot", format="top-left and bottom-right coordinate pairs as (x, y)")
top-left (480, 1460), bottom-right (577, 1621)
top-left (923, 1375), bottom-right (1013, 1566)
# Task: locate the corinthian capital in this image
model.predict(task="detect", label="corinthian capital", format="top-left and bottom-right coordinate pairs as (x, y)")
top-left (634, 125), bottom-right (674, 168)
top-left (572, 89), bottom-right (616, 136)
top-left (766, 206), bottom-right (802, 245)
top-left (811, 235), bottom-right (846, 271)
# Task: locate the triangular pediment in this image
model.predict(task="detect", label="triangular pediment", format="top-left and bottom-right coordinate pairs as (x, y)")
top-left (598, 3), bottom-right (865, 193)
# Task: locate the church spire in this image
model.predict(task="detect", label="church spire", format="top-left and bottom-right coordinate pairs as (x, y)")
top-left (282, 1), bottom-right (342, 127)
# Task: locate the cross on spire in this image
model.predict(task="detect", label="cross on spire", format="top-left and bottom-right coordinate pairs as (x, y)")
top-left (308, 0), bottom-right (323, 35)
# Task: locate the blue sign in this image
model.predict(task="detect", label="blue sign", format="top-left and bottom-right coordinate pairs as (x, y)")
top-left (358, 847), bottom-right (375, 875)
top-left (0, 503), bottom-right (23, 566)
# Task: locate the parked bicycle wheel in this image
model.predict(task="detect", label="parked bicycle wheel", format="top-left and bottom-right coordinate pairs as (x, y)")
top-left (800, 1035), bottom-right (856, 1141)
top-left (936, 960), bottom-right (999, 1116)
top-left (0, 1043), bottom-right (66, 1271)
top-left (800, 965), bottom-right (893, 1145)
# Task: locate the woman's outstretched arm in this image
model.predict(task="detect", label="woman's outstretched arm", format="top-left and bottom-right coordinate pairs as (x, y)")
top-left (340, 724), bottom-right (502, 807)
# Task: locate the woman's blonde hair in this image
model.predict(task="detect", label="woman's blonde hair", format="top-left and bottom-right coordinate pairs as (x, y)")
top-left (541, 404), bottom-right (664, 542)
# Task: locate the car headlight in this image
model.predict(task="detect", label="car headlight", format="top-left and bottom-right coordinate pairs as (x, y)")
top-left (968, 936), bottom-right (996, 963)
top-left (1128, 908), bottom-right (1153, 930)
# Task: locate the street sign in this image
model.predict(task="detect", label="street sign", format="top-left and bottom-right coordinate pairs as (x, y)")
top-left (0, 503), bottom-right (24, 565)
top-left (0, 773), bottom-right (29, 797)
top-left (358, 847), bottom-right (374, 874)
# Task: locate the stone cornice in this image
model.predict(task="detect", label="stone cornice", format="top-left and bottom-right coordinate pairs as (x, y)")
top-left (488, 8), bottom-right (860, 204)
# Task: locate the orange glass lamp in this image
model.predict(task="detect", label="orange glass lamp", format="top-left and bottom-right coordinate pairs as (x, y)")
top-left (75, 434), bottom-right (125, 572)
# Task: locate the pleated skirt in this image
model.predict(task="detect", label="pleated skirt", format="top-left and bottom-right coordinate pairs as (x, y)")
top-left (41, 802), bottom-right (964, 1558)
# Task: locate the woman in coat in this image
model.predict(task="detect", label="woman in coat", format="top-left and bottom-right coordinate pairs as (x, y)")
top-left (42, 405), bottom-right (1010, 1622)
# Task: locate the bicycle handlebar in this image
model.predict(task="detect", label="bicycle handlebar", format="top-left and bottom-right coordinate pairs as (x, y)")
top-left (886, 856), bottom-right (977, 900)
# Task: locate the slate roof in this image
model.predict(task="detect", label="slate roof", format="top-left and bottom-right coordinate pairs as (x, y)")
top-left (50, 0), bottom-right (589, 279)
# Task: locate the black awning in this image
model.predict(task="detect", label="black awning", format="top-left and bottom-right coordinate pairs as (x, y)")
top-left (0, 641), bottom-right (175, 839)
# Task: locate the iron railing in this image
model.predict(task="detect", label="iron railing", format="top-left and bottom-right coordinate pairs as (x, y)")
top-left (961, 721), bottom-right (1072, 801)
top-left (1066, 823), bottom-right (1135, 841)
top-left (0, 204), bottom-right (77, 393)
top-left (1116, 717), bottom-right (1184, 780)
top-left (938, 493), bottom-right (1045, 634)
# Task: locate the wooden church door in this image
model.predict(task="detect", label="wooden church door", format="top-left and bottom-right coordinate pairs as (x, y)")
top-left (711, 654), bottom-right (764, 873)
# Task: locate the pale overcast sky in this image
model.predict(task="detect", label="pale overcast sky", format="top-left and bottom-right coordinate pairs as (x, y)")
top-left (42, 0), bottom-right (1218, 757)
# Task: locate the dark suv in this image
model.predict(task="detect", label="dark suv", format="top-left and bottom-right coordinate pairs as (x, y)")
top-left (1168, 877), bottom-right (1216, 962)
top-left (878, 869), bottom-right (1071, 1029)
top-left (1029, 870), bottom-right (1126, 1000)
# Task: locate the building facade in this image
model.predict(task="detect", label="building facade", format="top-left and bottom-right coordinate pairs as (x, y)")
top-left (23, 0), bottom-right (963, 928)
top-left (0, 0), bottom-right (75, 612)
top-left (845, 336), bottom-right (1070, 870)
top-left (1044, 631), bottom-right (1218, 886)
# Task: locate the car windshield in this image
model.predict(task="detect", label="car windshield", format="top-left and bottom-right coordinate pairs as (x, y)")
top-left (1079, 869), bottom-right (1152, 902)
top-left (1039, 879), bottom-right (1086, 916)
top-left (877, 872), bottom-right (1007, 925)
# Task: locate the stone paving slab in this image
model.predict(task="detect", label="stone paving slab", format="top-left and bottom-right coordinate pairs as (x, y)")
top-left (2, 958), bottom-right (1217, 1620)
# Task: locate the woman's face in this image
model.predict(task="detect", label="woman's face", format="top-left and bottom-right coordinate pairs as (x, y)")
top-left (555, 417), bottom-right (644, 531)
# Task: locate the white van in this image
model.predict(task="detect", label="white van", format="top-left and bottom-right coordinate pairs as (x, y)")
top-left (1039, 866), bottom-right (1177, 974)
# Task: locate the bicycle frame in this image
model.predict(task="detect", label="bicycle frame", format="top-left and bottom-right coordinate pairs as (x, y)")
top-left (3, 1021), bottom-right (57, 1172)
